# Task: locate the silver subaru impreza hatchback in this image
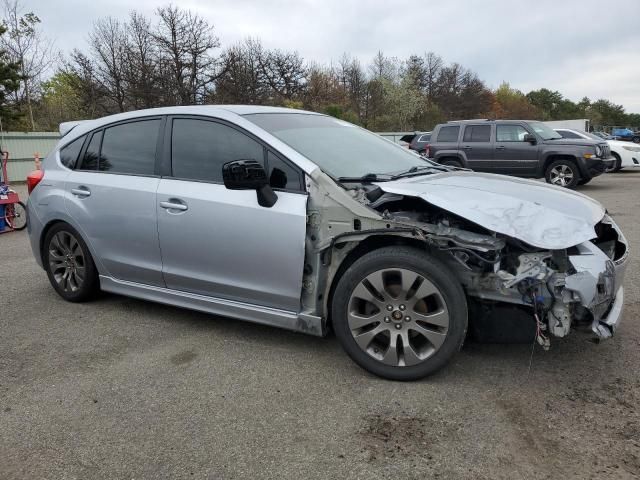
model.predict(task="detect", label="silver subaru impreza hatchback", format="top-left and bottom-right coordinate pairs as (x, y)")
top-left (27, 106), bottom-right (629, 380)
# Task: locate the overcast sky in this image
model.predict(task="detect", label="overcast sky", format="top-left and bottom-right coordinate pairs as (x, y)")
top-left (34, 0), bottom-right (640, 112)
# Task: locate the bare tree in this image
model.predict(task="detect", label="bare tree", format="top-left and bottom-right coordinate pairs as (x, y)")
top-left (124, 11), bottom-right (159, 109)
top-left (89, 17), bottom-right (127, 112)
top-left (154, 5), bottom-right (220, 105)
top-left (1, 0), bottom-right (57, 130)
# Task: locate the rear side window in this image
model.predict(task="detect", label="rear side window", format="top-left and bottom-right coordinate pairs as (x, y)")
top-left (79, 131), bottom-right (102, 170)
top-left (59, 135), bottom-right (86, 169)
top-left (436, 126), bottom-right (460, 142)
top-left (463, 125), bottom-right (491, 142)
top-left (171, 119), bottom-right (264, 182)
top-left (99, 120), bottom-right (160, 175)
top-left (417, 134), bottom-right (431, 143)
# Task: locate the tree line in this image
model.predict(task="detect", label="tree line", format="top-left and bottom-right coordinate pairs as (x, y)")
top-left (0, 1), bottom-right (638, 132)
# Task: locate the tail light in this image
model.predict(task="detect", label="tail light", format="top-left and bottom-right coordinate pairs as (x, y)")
top-left (26, 170), bottom-right (44, 194)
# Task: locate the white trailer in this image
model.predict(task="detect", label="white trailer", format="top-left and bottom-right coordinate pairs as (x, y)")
top-left (543, 119), bottom-right (590, 131)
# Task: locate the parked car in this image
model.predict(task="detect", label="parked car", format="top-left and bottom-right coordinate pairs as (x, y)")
top-left (591, 131), bottom-right (614, 140)
top-left (555, 128), bottom-right (640, 172)
top-left (26, 106), bottom-right (629, 380)
top-left (399, 131), bottom-right (431, 155)
top-left (428, 120), bottom-right (614, 188)
top-left (611, 128), bottom-right (640, 143)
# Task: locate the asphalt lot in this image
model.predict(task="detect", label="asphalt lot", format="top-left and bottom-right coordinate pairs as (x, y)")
top-left (1, 172), bottom-right (639, 479)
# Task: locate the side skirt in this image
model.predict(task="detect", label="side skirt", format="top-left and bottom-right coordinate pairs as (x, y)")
top-left (99, 275), bottom-right (325, 337)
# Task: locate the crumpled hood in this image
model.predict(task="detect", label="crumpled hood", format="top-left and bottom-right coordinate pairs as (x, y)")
top-left (377, 172), bottom-right (605, 249)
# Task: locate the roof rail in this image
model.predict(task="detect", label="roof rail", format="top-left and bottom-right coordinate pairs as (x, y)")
top-left (447, 119), bottom-right (490, 123)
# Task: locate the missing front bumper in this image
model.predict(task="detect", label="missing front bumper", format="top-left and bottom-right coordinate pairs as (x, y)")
top-left (592, 287), bottom-right (624, 339)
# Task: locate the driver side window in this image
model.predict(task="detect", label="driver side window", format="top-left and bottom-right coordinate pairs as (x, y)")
top-left (171, 119), bottom-right (264, 182)
top-left (496, 125), bottom-right (529, 142)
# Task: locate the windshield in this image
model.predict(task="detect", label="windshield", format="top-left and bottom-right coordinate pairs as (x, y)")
top-left (244, 113), bottom-right (433, 179)
top-left (528, 121), bottom-right (562, 140)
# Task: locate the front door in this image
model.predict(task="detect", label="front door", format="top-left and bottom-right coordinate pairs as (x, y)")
top-left (64, 118), bottom-right (165, 286)
top-left (494, 124), bottom-right (539, 175)
top-left (156, 117), bottom-right (308, 312)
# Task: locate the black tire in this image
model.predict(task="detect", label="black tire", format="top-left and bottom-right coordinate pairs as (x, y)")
top-left (4, 201), bottom-right (27, 230)
top-left (632, 136), bottom-right (640, 144)
top-left (577, 178), bottom-right (591, 185)
top-left (608, 153), bottom-right (622, 173)
top-left (544, 159), bottom-right (580, 189)
top-left (331, 246), bottom-right (468, 381)
top-left (441, 158), bottom-right (463, 168)
top-left (43, 223), bottom-right (99, 302)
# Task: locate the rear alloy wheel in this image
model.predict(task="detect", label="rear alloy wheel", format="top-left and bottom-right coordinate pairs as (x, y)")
top-left (44, 224), bottom-right (98, 302)
top-left (332, 246), bottom-right (467, 380)
top-left (545, 159), bottom-right (580, 189)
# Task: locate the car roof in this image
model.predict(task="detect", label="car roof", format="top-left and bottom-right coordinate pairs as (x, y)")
top-left (60, 105), bottom-right (323, 137)
top-left (445, 119), bottom-right (537, 124)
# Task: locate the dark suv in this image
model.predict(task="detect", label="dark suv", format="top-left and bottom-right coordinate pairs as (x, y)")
top-left (429, 120), bottom-right (614, 188)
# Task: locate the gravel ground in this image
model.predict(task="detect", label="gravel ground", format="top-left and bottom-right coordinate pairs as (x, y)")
top-left (1, 172), bottom-right (639, 479)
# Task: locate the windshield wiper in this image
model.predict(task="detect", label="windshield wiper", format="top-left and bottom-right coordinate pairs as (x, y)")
top-left (390, 165), bottom-right (447, 179)
top-left (337, 173), bottom-right (391, 183)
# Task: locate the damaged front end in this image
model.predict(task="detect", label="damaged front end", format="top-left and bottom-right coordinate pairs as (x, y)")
top-left (305, 170), bottom-right (629, 346)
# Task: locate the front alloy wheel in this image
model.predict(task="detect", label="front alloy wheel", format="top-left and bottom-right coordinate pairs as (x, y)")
top-left (332, 246), bottom-right (467, 380)
top-left (545, 159), bottom-right (580, 189)
top-left (347, 268), bottom-right (449, 367)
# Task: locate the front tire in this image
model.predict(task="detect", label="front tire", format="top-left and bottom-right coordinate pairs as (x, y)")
top-left (43, 223), bottom-right (99, 302)
top-left (608, 153), bottom-right (622, 172)
top-left (331, 246), bottom-right (468, 381)
top-left (545, 159), bottom-right (580, 188)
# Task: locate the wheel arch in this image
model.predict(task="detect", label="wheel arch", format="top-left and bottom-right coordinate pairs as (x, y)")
top-left (39, 218), bottom-right (105, 276)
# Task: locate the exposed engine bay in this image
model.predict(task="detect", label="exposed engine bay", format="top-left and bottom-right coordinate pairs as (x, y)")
top-left (302, 170), bottom-right (629, 346)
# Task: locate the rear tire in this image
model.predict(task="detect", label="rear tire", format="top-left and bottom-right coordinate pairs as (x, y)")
top-left (441, 158), bottom-right (463, 168)
top-left (331, 246), bottom-right (468, 381)
top-left (632, 136), bottom-right (640, 144)
top-left (545, 159), bottom-right (580, 189)
top-left (43, 223), bottom-right (99, 302)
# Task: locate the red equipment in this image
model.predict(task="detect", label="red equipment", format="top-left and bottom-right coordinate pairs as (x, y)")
top-left (0, 151), bottom-right (27, 233)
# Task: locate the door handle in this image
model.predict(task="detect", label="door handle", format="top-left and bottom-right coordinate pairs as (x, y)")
top-left (71, 187), bottom-right (91, 197)
top-left (463, 145), bottom-right (472, 150)
top-left (496, 146), bottom-right (506, 150)
top-left (160, 201), bottom-right (188, 211)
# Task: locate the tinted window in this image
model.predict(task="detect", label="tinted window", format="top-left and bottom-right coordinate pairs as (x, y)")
top-left (557, 130), bottom-right (581, 139)
top-left (60, 135), bottom-right (86, 169)
top-left (436, 126), bottom-right (460, 142)
top-left (79, 131), bottom-right (102, 170)
top-left (171, 119), bottom-right (264, 182)
top-left (417, 134), bottom-right (431, 143)
top-left (100, 120), bottom-right (160, 175)
top-left (266, 151), bottom-right (302, 191)
top-left (463, 125), bottom-right (491, 142)
top-left (496, 125), bottom-right (529, 142)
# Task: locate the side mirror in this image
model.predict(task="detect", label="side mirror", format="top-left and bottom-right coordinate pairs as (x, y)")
top-left (523, 133), bottom-right (537, 144)
top-left (222, 159), bottom-right (278, 208)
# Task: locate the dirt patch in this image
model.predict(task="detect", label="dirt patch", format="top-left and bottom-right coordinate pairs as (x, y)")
top-left (358, 412), bottom-right (461, 463)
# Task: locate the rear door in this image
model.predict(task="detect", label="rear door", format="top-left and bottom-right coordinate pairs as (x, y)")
top-left (64, 117), bottom-right (165, 286)
top-left (156, 116), bottom-right (308, 312)
top-left (433, 125), bottom-right (460, 161)
top-left (494, 124), bottom-right (539, 175)
top-left (459, 124), bottom-right (493, 170)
